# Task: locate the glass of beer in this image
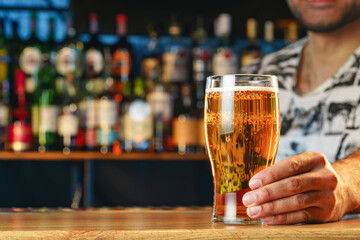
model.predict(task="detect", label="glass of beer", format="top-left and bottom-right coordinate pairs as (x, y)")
top-left (204, 74), bottom-right (280, 224)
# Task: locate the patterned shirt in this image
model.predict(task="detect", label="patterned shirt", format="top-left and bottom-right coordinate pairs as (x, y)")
top-left (242, 38), bottom-right (360, 163)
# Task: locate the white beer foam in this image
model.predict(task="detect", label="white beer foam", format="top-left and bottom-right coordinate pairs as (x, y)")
top-left (205, 86), bottom-right (278, 93)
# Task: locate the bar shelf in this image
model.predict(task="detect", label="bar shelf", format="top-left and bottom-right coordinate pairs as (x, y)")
top-left (0, 151), bottom-right (208, 161)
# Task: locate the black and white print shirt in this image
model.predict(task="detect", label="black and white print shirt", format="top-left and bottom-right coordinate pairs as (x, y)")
top-left (242, 38), bottom-right (360, 163)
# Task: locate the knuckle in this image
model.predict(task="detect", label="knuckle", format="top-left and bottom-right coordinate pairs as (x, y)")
top-left (326, 192), bottom-right (336, 207)
top-left (313, 152), bottom-right (327, 166)
top-left (274, 213), bottom-right (288, 224)
top-left (268, 170), bottom-right (277, 183)
top-left (308, 175), bottom-right (318, 186)
top-left (295, 194), bottom-right (306, 207)
top-left (317, 192), bottom-right (337, 222)
top-left (317, 210), bottom-right (331, 223)
top-left (265, 201), bottom-right (276, 214)
top-left (328, 174), bottom-right (338, 189)
top-left (288, 177), bottom-right (302, 192)
top-left (299, 211), bottom-right (310, 223)
top-left (274, 211), bottom-right (311, 224)
top-left (261, 187), bottom-right (272, 201)
top-left (288, 159), bottom-right (301, 173)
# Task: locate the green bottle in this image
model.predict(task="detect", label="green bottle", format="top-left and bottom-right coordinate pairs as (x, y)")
top-left (37, 56), bottom-right (59, 152)
top-left (36, 18), bottom-right (60, 152)
top-left (123, 76), bottom-right (153, 152)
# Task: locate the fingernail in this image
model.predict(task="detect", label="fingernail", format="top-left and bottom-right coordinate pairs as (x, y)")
top-left (242, 192), bottom-right (257, 206)
top-left (262, 216), bottom-right (274, 223)
top-left (247, 206), bottom-right (261, 217)
top-left (249, 178), bottom-right (262, 189)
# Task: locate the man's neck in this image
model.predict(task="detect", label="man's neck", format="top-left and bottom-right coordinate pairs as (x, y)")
top-left (297, 18), bottom-right (360, 94)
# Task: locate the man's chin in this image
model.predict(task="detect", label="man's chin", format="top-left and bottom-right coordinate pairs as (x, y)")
top-left (302, 16), bottom-right (360, 33)
top-left (302, 22), bottom-right (344, 33)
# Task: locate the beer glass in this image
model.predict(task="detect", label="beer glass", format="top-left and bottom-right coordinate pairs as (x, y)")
top-left (204, 74), bottom-right (280, 224)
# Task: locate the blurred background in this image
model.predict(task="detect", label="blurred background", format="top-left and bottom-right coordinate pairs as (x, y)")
top-left (0, 0), bottom-right (302, 209)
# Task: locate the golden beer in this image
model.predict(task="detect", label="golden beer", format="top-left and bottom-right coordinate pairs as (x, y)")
top-left (205, 85), bottom-right (280, 224)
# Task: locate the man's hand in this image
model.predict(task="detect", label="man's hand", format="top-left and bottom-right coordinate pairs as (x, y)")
top-left (242, 151), bottom-right (349, 224)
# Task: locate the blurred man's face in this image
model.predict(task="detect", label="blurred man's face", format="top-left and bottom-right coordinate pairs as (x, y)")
top-left (287, 0), bottom-right (360, 33)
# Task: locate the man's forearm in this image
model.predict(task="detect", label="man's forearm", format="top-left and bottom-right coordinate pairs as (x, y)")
top-left (332, 148), bottom-right (360, 214)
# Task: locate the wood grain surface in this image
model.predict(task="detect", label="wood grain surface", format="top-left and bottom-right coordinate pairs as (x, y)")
top-left (0, 208), bottom-right (359, 239)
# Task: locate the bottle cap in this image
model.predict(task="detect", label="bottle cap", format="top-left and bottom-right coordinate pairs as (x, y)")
top-left (264, 20), bottom-right (274, 42)
top-left (116, 14), bottom-right (127, 36)
top-left (116, 14), bottom-right (127, 23)
top-left (246, 18), bottom-right (257, 39)
top-left (89, 13), bottom-right (99, 34)
top-left (215, 13), bottom-right (231, 37)
top-left (89, 13), bottom-right (98, 21)
top-left (287, 21), bottom-right (298, 42)
top-left (168, 17), bottom-right (181, 36)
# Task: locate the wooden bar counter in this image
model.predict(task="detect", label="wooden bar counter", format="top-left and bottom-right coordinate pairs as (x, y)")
top-left (0, 207), bottom-right (359, 239)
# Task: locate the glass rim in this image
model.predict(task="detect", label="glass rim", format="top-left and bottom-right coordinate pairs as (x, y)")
top-left (206, 74), bottom-right (278, 92)
top-left (207, 74), bottom-right (277, 81)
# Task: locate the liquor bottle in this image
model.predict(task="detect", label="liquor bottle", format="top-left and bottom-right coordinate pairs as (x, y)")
top-left (285, 21), bottom-right (298, 45)
top-left (0, 19), bottom-right (10, 150)
top-left (192, 17), bottom-right (212, 110)
top-left (172, 83), bottom-right (198, 154)
top-left (0, 19), bottom-right (9, 101)
top-left (58, 104), bottom-right (78, 154)
top-left (8, 20), bottom-right (22, 59)
top-left (8, 21), bottom-right (22, 108)
top-left (96, 46), bottom-right (120, 154)
top-left (8, 70), bottom-right (33, 152)
top-left (0, 102), bottom-right (9, 150)
top-left (212, 13), bottom-right (238, 75)
top-left (19, 12), bottom-right (42, 147)
top-left (262, 20), bottom-right (278, 55)
top-left (142, 26), bottom-right (173, 152)
top-left (191, 17), bottom-right (212, 153)
top-left (57, 75), bottom-right (79, 154)
top-left (36, 55), bottom-right (60, 152)
top-left (111, 14), bottom-right (136, 153)
top-left (31, 17), bottom-right (60, 152)
top-left (19, 12), bottom-right (42, 105)
top-left (162, 17), bottom-right (192, 153)
top-left (142, 24), bottom-right (161, 92)
top-left (79, 13), bottom-right (104, 151)
top-left (45, 18), bottom-right (58, 68)
top-left (122, 76), bottom-right (153, 152)
top-left (4, 22), bottom-right (24, 151)
top-left (84, 13), bottom-right (104, 80)
top-left (84, 13), bottom-right (105, 96)
top-left (241, 18), bottom-right (261, 67)
top-left (111, 14), bottom-right (134, 92)
top-left (162, 16), bottom-right (190, 84)
top-left (78, 94), bottom-right (97, 151)
top-left (56, 15), bottom-right (84, 96)
top-left (146, 73), bottom-right (173, 152)
top-left (56, 16), bottom-right (83, 154)
top-left (118, 76), bottom-right (132, 152)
